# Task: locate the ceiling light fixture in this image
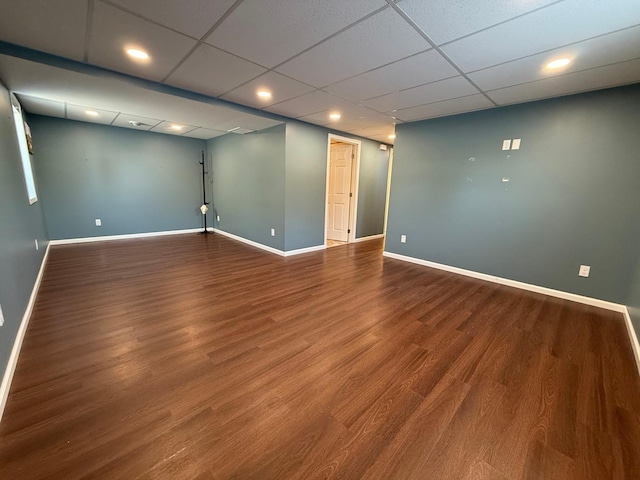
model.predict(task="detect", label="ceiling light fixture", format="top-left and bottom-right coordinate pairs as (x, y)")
top-left (126, 48), bottom-right (150, 60)
top-left (85, 110), bottom-right (100, 117)
top-left (329, 112), bottom-right (341, 120)
top-left (170, 124), bottom-right (183, 130)
top-left (257, 90), bottom-right (272, 99)
top-left (546, 58), bottom-right (571, 69)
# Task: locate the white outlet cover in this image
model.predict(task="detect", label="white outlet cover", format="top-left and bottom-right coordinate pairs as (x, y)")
top-left (512, 138), bottom-right (521, 150)
top-left (579, 265), bottom-right (591, 277)
top-left (270, 228), bottom-right (275, 236)
top-left (400, 234), bottom-right (407, 243)
top-left (0, 304), bottom-right (4, 326)
top-left (95, 219), bottom-right (102, 226)
top-left (216, 215), bottom-right (220, 222)
top-left (502, 139), bottom-right (511, 150)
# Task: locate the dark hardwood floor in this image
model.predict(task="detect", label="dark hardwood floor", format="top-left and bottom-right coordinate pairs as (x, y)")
top-left (1, 234), bottom-right (639, 479)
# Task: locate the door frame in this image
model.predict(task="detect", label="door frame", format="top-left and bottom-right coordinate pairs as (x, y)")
top-left (325, 134), bottom-right (361, 246)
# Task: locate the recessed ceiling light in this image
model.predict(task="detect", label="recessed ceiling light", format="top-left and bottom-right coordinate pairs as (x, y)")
top-left (85, 110), bottom-right (100, 117)
top-left (257, 90), bottom-right (272, 99)
top-left (126, 48), bottom-right (150, 60)
top-left (170, 124), bottom-right (183, 130)
top-left (388, 134), bottom-right (396, 139)
top-left (329, 112), bottom-right (341, 120)
top-left (546, 58), bottom-right (571, 69)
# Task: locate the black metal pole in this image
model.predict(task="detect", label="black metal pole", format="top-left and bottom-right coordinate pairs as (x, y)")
top-left (199, 150), bottom-right (211, 234)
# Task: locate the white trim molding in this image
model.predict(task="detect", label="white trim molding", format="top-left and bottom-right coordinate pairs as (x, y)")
top-left (1, 243), bottom-right (51, 422)
top-left (352, 234), bottom-right (385, 243)
top-left (213, 229), bottom-right (324, 257)
top-left (49, 228), bottom-right (203, 245)
top-left (382, 251), bottom-right (626, 313)
top-left (623, 308), bottom-right (640, 378)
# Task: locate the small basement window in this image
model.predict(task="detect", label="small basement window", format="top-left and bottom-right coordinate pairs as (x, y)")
top-left (10, 93), bottom-right (37, 205)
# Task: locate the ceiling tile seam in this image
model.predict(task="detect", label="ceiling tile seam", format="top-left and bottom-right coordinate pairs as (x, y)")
top-left (385, 0), bottom-right (497, 107)
top-left (350, 73), bottom-right (461, 103)
top-left (109, 111), bottom-right (121, 126)
top-left (216, 68), bottom-right (321, 100)
top-left (268, 4), bottom-right (392, 72)
top-left (388, 92), bottom-right (488, 117)
top-left (316, 47), bottom-right (433, 91)
top-left (482, 56), bottom-right (640, 95)
top-left (83, 0), bottom-right (95, 63)
top-left (432, 0), bottom-right (568, 49)
top-left (463, 23), bottom-right (640, 76)
top-left (400, 104), bottom-right (494, 123)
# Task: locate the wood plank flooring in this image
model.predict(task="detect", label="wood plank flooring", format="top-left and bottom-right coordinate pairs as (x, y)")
top-left (1, 234), bottom-right (639, 479)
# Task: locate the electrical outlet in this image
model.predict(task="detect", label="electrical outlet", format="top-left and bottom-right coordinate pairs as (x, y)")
top-left (270, 228), bottom-right (275, 237)
top-left (0, 304), bottom-right (4, 326)
top-left (216, 215), bottom-right (220, 222)
top-left (35, 239), bottom-right (39, 250)
top-left (400, 234), bottom-right (407, 243)
top-left (579, 265), bottom-right (591, 277)
top-left (95, 218), bottom-right (102, 227)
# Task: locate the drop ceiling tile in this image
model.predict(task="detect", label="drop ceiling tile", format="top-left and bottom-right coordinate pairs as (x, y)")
top-left (276, 8), bottom-right (428, 87)
top-left (265, 90), bottom-right (353, 118)
top-left (107, 0), bottom-right (236, 39)
top-left (298, 104), bottom-right (392, 127)
top-left (363, 76), bottom-right (479, 113)
top-left (165, 44), bottom-right (266, 97)
top-left (0, 0), bottom-right (87, 60)
top-left (150, 121), bottom-right (199, 135)
top-left (442, 0), bottom-right (640, 72)
top-left (487, 58), bottom-right (640, 105)
top-left (66, 104), bottom-right (119, 125)
top-left (182, 128), bottom-right (227, 140)
top-left (325, 50), bottom-right (458, 101)
top-left (469, 25), bottom-right (640, 91)
top-left (393, 94), bottom-right (494, 122)
top-left (111, 113), bottom-right (163, 131)
top-left (205, 0), bottom-right (387, 68)
top-left (349, 124), bottom-right (396, 137)
top-left (88, 2), bottom-right (198, 81)
top-left (210, 114), bottom-right (283, 132)
top-left (16, 95), bottom-right (66, 118)
top-left (221, 72), bottom-right (315, 109)
top-left (396, 0), bottom-right (557, 45)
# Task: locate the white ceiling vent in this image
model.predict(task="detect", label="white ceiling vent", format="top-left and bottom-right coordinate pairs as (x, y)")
top-left (227, 126), bottom-right (254, 134)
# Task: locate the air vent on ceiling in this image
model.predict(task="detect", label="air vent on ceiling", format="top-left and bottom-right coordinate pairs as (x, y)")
top-left (227, 127), bottom-right (254, 134)
top-left (128, 120), bottom-right (149, 127)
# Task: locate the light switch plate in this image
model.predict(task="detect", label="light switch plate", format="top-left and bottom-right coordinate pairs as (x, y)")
top-left (512, 138), bottom-right (521, 150)
top-left (579, 265), bottom-right (591, 277)
top-left (400, 234), bottom-right (407, 243)
top-left (502, 139), bottom-right (511, 150)
top-left (95, 219), bottom-right (102, 226)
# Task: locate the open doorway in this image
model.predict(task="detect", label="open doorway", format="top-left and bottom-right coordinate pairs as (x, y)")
top-left (325, 134), bottom-right (361, 247)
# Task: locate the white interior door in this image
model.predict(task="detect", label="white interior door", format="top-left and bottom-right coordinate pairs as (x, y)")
top-left (327, 143), bottom-right (353, 242)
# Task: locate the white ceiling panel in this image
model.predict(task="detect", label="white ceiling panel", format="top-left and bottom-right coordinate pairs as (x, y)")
top-left (469, 25), bottom-right (640, 91)
top-left (205, 0), bottom-right (387, 68)
top-left (221, 72), bottom-right (315, 109)
top-left (210, 114), bottom-right (282, 133)
top-left (265, 90), bottom-right (353, 118)
top-left (442, 0), bottom-right (640, 73)
top-left (150, 121), bottom-right (199, 136)
top-left (66, 104), bottom-right (119, 125)
top-left (107, 0), bottom-right (237, 39)
top-left (16, 95), bottom-right (66, 118)
top-left (487, 58), bottom-right (640, 106)
top-left (111, 113), bottom-right (163, 131)
top-left (393, 94), bottom-right (494, 122)
top-left (297, 103), bottom-right (393, 127)
top-left (325, 50), bottom-right (458, 102)
top-left (88, 2), bottom-right (198, 81)
top-left (348, 124), bottom-right (396, 137)
top-left (0, 0), bottom-right (87, 61)
top-left (165, 44), bottom-right (266, 97)
top-left (181, 128), bottom-right (227, 140)
top-left (396, 0), bottom-right (558, 45)
top-left (276, 8), bottom-right (428, 87)
top-left (364, 76), bottom-right (480, 113)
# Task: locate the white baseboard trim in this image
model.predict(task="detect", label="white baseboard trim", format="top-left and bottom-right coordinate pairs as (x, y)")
top-left (623, 308), bottom-right (640, 378)
top-left (284, 245), bottom-right (325, 257)
top-left (49, 228), bottom-right (203, 245)
top-left (0, 243), bottom-right (51, 422)
top-left (352, 233), bottom-right (385, 243)
top-left (382, 251), bottom-right (626, 313)
top-left (212, 229), bottom-right (325, 257)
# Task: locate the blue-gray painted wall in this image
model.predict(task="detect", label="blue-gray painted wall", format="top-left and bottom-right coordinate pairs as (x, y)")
top-left (29, 116), bottom-right (207, 240)
top-left (208, 125), bottom-right (287, 251)
top-left (0, 83), bottom-right (49, 378)
top-left (386, 84), bottom-right (640, 305)
top-left (357, 140), bottom-right (390, 238)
